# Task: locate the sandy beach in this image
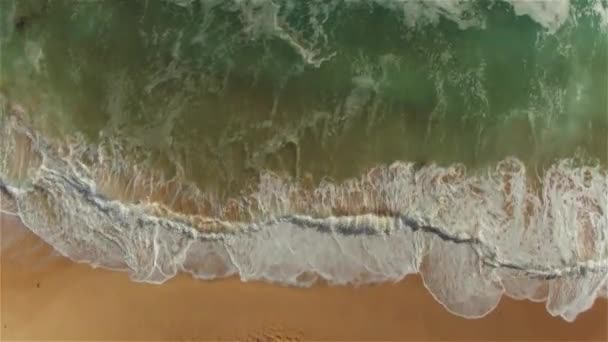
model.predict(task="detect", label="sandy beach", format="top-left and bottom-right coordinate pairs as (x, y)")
top-left (1, 213), bottom-right (606, 341)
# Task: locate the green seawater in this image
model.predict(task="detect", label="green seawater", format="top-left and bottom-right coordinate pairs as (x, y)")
top-left (1, 0), bottom-right (606, 196)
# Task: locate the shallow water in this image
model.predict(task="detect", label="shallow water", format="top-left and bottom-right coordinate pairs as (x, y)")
top-left (0, 0), bottom-right (607, 321)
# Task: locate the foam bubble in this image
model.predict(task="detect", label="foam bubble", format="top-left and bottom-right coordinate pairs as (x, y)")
top-left (371, 0), bottom-right (484, 30)
top-left (546, 272), bottom-right (608, 321)
top-left (504, 0), bottom-right (571, 33)
top-left (420, 235), bottom-right (503, 318)
top-left (592, 0), bottom-right (608, 29)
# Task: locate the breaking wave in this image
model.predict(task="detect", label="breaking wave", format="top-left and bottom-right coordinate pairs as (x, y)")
top-left (1, 103), bottom-right (606, 322)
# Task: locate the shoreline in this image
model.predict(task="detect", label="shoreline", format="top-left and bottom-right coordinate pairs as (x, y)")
top-left (1, 213), bottom-right (607, 341)
top-left (1, 115), bottom-right (607, 319)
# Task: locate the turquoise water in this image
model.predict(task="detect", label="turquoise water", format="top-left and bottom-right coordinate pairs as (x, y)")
top-left (0, 0), bottom-right (607, 321)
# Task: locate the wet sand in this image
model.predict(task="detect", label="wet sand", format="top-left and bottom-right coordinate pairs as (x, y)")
top-left (1, 213), bottom-right (606, 341)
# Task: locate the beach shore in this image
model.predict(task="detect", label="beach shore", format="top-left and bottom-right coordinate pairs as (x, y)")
top-left (1, 213), bottom-right (606, 341)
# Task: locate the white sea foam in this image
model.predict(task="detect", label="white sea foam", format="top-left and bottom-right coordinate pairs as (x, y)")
top-left (228, 0), bottom-right (337, 67)
top-left (504, 0), bottom-right (571, 33)
top-left (591, 0), bottom-right (608, 29)
top-left (373, 0), bottom-right (576, 33)
top-left (370, 0), bottom-right (485, 30)
top-left (1, 112), bottom-right (606, 321)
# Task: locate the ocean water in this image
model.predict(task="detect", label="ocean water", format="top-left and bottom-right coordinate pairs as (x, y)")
top-left (0, 0), bottom-right (607, 321)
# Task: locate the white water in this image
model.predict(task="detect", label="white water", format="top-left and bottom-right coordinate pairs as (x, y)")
top-left (1, 111), bottom-right (606, 322)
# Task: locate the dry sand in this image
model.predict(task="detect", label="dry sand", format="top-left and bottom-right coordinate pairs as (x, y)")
top-left (1, 213), bottom-right (606, 341)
